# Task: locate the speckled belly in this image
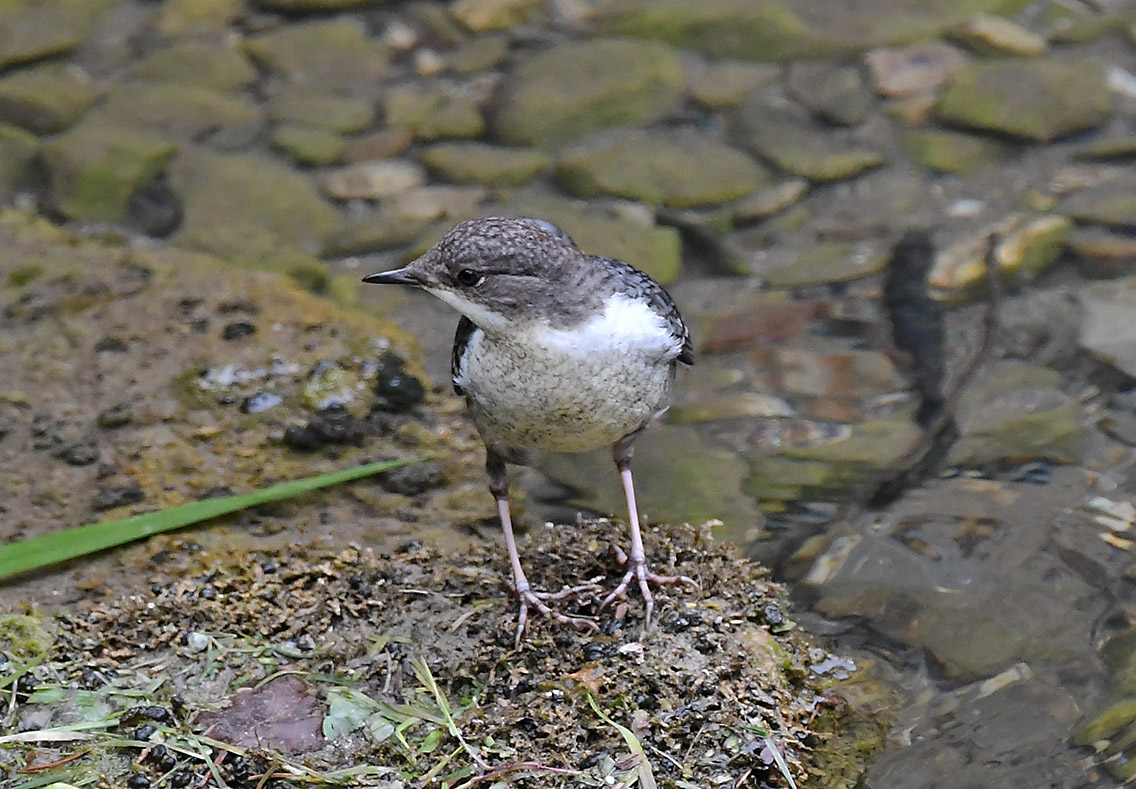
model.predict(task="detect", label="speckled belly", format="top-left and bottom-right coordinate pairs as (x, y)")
top-left (461, 340), bottom-right (675, 454)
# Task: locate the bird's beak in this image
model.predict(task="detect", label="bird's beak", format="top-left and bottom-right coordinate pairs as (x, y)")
top-left (362, 266), bottom-right (421, 286)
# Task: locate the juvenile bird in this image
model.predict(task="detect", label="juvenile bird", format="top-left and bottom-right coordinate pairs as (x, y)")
top-left (364, 217), bottom-right (696, 641)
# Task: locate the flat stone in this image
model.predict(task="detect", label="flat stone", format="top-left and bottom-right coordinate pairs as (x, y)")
top-left (133, 41), bottom-right (258, 92)
top-left (386, 87), bottom-right (485, 141)
top-left (1074, 135), bottom-right (1136, 160)
top-left (555, 131), bottom-right (770, 208)
top-left (736, 104), bottom-right (885, 181)
top-left (93, 82), bottom-right (261, 143)
top-left (764, 242), bottom-right (889, 287)
top-left (1080, 278), bottom-right (1136, 378)
top-left (930, 213), bottom-right (1072, 299)
top-left (0, 123), bottom-right (39, 201)
top-left (242, 20), bottom-right (388, 89)
top-left (269, 94), bottom-right (375, 134)
top-left (732, 178), bottom-right (809, 221)
top-left (865, 41), bottom-right (969, 98)
top-left (1068, 227), bottom-right (1136, 278)
top-left (900, 130), bottom-right (1005, 173)
top-left (949, 12), bottom-right (1047, 56)
top-left (41, 123), bottom-right (177, 223)
top-left (772, 348), bottom-right (905, 398)
top-left (156, 0), bottom-right (246, 39)
top-left (950, 361), bottom-right (1086, 465)
top-left (270, 124), bottom-right (346, 166)
top-left (1059, 185), bottom-right (1136, 229)
top-left (787, 62), bottom-right (875, 127)
top-left (322, 210), bottom-right (432, 257)
top-left (451, 0), bottom-right (544, 31)
top-left (447, 35), bottom-right (510, 74)
top-left (321, 159), bottom-right (426, 200)
top-left (170, 149), bottom-right (343, 264)
top-left (691, 61), bottom-right (780, 110)
top-left (421, 142), bottom-right (549, 187)
top-left (0, 63), bottom-right (100, 134)
top-left (493, 38), bottom-right (684, 147)
top-left (388, 185), bottom-right (488, 223)
top-left (258, 0), bottom-right (380, 7)
top-left (0, 0), bottom-right (114, 70)
top-left (936, 58), bottom-right (1114, 142)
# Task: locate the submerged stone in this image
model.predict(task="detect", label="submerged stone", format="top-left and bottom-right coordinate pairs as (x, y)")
top-left (736, 107), bottom-right (885, 182)
top-left (0, 64), bottom-right (100, 134)
top-left (133, 41), bottom-right (258, 92)
top-left (1080, 277), bottom-right (1136, 378)
top-left (242, 21), bottom-right (389, 88)
top-left (421, 142), bottom-right (549, 187)
top-left (936, 58), bottom-right (1114, 142)
top-left (0, 0), bottom-right (114, 70)
top-left (493, 38), bottom-right (684, 147)
top-left (900, 129), bottom-right (1005, 173)
top-left (555, 132), bottom-right (769, 208)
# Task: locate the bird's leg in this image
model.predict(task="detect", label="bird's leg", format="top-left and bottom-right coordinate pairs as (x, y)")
top-left (600, 440), bottom-right (699, 625)
top-left (487, 452), bottom-right (598, 645)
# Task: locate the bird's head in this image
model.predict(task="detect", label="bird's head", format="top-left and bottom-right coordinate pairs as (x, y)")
top-left (363, 217), bottom-right (584, 332)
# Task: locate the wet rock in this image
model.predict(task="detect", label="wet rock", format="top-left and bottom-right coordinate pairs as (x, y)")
top-left (0, 0), bottom-right (113, 70)
top-left (269, 95), bottom-right (374, 135)
top-left (950, 362), bottom-right (1086, 466)
top-left (949, 12), bottom-right (1047, 56)
top-left (0, 124), bottom-right (38, 201)
top-left (344, 127), bottom-right (414, 161)
top-left (93, 82), bottom-right (261, 143)
top-left (936, 58), bottom-right (1114, 142)
top-left (242, 20), bottom-right (388, 89)
top-left (283, 406), bottom-right (367, 451)
top-left (556, 131), bottom-right (769, 208)
top-left (170, 149), bottom-right (343, 264)
top-left (451, 0), bottom-right (544, 31)
top-left (421, 142), bottom-right (548, 187)
top-left (41, 123), bottom-right (177, 223)
top-left (772, 348), bottom-right (905, 399)
top-left (127, 177), bottom-right (184, 238)
top-left (385, 86), bottom-right (485, 141)
top-left (155, 0), bottom-right (245, 39)
top-left (391, 185), bottom-right (487, 223)
top-left (270, 124), bottom-right (346, 166)
top-left (1059, 185), bottom-right (1136, 230)
top-left (668, 393), bottom-right (794, 423)
top-left (865, 41), bottom-right (969, 99)
top-left (447, 35), bottom-right (510, 74)
top-left (1067, 227), bottom-right (1136, 278)
top-left (691, 61), bottom-right (780, 110)
top-left (777, 417), bottom-right (921, 469)
top-left (1080, 277), bottom-right (1136, 378)
top-left (899, 129), bottom-right (1004, 173)
top-left (0, 64), bottom-right (100, 134)
top-left (787, 63), bottom-right (874, 127)
top-left (379, 461), bottom-right (445, 495)
top-left (736, 106), bottom-right (885, 182)
top-left (133, 41), bottom-right (258, 93)
top-left (764, 242), bottom-right (888, 287)
top-left (732, 178), bottom-right (809, 221)
top-left (97, 403), bottom-right (134, 429)
top-left (92, 482), bottom-right (145, 511)
top-left (301, 362), bottom-right (365, 411)
top-left (930, 213), bottom-right (1071, 299)
top-left (596, 0), bottom-right (810, 60)
top-left (221, 321), bottom-right (255, 341)
top-left (1074, 135), bottom-right (1136, 161)
top-left (493, 38), bottom-right (684, 147)
top-left (321, 159), bottom-right (425, 200)
top-left (373, 360), bottom-right (425, 412)
top-left (321, 210), bottom-right (431, 257)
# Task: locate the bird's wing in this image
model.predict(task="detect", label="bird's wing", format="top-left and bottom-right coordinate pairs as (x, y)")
top-left (591, 256), bottom-right (693, 365)
top-left (451, 315), bottom-right (478, 396)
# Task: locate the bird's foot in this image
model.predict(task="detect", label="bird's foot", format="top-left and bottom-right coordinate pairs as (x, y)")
top-left (513, 579), bottom-right (603, 647)
top-left (600, 547), bottom-right (699, 626)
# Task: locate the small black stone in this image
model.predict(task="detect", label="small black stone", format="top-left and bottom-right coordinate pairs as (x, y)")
top-left (94, 335), bottom-right (129, 352)
top-left (126, 773), bottom-right (151, 789)
top-left (97, 403), bottom-right (134, 429)
top-left (127, 177), bottom-right (183, 238)
top-left (92, 482), bottom-right (145, 511)
top-left (380, 461), bottom-right (445, 496)
top-left (221, 321), bottom-right (256, 341)
top-left (373, 356), bottom-right (425, 411)
top-left (134, 724), bottom-right (157, 741)
top-left (55, 437), bottom-right (99, 466)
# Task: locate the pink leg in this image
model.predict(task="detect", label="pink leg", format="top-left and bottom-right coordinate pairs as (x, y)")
top-left (600, 452), bottom-right (699, 625)
top-left (488, 452), bottom-right (599, 646)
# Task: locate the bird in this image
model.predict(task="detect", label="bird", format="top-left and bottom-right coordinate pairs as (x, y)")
top-left (363, 216), bottom-right (696, 642)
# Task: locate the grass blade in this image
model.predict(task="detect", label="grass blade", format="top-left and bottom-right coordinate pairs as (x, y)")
top-left (0, 458), bottom-right (419, 581)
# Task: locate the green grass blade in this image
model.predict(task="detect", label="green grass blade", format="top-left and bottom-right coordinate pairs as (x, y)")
top-left (0, 458), bottom-right (419, 581)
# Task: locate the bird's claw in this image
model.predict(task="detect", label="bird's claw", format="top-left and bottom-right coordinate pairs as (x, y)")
top-left (513, 581), bottom-right (602, 647)
top-left (599, 559), bottom-right (699, 626)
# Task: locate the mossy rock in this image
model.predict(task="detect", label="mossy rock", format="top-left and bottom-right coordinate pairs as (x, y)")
top-left (93, 82), bottom-right (261, 142)
top-left (0, 0), bottom-right (115, 70)
top-left (0, 63), bottom-right (100, 134)
top-left (555, 131), bottom-right (770, 208)
top-left (243, 20), bottom-right (389, 88)
top-left (41, 122), bottom-right (178, 223)
top-left (421, 143), bottom-right (549, 187)
top-left (134, 41), bottom-right (259, 92)
top-left (900, 129), bottom-right (1006, 173)
top-left (0, 123), bottom-right (38, 200)
top-left (493, 38), bottom-right (684, 148)
top-left (936, 58), bottom-right (1113, 142)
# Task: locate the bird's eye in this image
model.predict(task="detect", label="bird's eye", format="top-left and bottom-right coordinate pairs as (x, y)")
top-left (456, 269), bottom-right (484, 286)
